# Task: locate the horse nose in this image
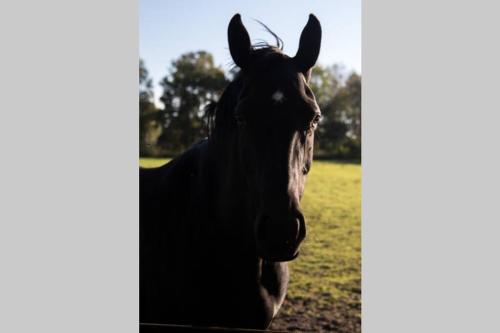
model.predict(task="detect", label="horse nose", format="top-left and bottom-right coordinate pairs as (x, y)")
top-left (256, 212), bottom-right (306, 261)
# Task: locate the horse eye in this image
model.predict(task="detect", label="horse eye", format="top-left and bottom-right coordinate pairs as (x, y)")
top-left (313, 114), bottom-right (322, 124)
top-left (304, 114), bottom-right (321, 134)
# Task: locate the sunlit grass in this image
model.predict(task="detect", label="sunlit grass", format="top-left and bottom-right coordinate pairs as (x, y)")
top-left (289, 161), bottom-right (361, 302)
top-left (139, 158), bottom-right (171, 168)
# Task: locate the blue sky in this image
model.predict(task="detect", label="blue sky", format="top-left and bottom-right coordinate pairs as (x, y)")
top-left (140, 0), bottom-right (361, 105)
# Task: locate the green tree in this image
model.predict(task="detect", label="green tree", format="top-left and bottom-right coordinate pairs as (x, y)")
top-left (309, 65), bottom-right (340, 109)
top-left (309, 65), bottom-right (348, 157)
top-left (308, 65), bottom-right (361, 159)
top-left (139, 59), bottom-right (162, 156)
top-left (327, 72), bottom-right (361, 158)
top-left (342, 73), bottom-right (361, 141)
top-left (158, 51), bottom-right (228, 154)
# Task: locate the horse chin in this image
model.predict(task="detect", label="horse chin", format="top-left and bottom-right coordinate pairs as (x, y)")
top-left (260, 250), bottom-right (300, 263)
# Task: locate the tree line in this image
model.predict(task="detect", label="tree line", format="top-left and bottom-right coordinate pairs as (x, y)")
top-left (140, 51), bottom-right (361, 159)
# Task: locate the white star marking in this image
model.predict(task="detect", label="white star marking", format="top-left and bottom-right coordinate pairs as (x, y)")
top-left (271, 90), bottom-right (285, 104)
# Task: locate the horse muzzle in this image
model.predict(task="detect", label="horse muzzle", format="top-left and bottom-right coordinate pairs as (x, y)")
top-left (255, 212), bottom-right (306, 262)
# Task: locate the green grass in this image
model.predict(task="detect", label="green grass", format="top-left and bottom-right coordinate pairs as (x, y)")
top-left (291, 161), bottom-right (361, 299)
top-left (140, 158), bottom-right (361, 331)
top-left (140, 158), bottom-right (172, 168)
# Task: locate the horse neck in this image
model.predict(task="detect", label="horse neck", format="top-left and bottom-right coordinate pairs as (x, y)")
top-left (204, 134), bottom-right (254, 232)
top-left (208, 133), bottom-right (244, 193)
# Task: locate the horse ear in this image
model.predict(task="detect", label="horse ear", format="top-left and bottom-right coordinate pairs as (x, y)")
top-left (228, 14), bottom-right (251, 69)
top-left (293, 14), bottom-right (322, 75)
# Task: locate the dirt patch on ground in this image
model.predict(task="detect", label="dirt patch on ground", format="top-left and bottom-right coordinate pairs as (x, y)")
top-left (269, 295), bottom-right (361, 333)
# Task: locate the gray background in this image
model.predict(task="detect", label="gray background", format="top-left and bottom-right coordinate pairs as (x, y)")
top-left (363, 0), bottom-right (500, 332)
top-left (0, 0), bottom-right (138, 332)
top-left (1, 0), bottom-right (499, 332)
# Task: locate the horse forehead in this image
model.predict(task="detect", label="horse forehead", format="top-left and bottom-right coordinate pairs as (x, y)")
top-left (249, 67), bottom-right (304, 104)
top-left (267, 74), bottom-right (305, 103)
top-left (261, 69), bottom-right (301, 89)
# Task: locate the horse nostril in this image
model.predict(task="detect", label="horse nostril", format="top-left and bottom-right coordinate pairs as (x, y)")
top-left (296, 213), bottom-right (306, 242)
top-left (290, 217), bottom-right (305, 245)
top-left (255, 213), bottom-right (306, 260)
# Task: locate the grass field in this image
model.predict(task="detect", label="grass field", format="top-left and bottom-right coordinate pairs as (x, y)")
top-left (140, 158), bottom-right (361, 333)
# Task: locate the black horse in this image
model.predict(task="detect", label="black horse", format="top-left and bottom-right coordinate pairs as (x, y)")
top-left (140, 14), bottom-right (322, 330)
